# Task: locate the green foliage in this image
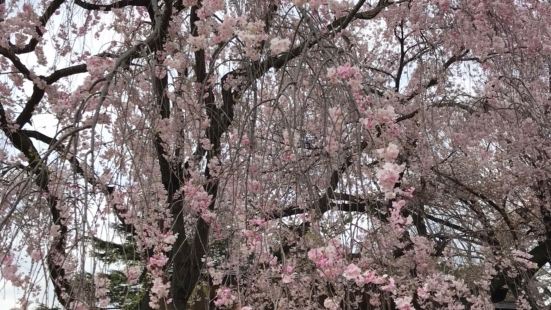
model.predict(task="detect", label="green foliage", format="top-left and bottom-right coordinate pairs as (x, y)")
top-left (35, 306), bottom-right (60, 310)
top-left (89, 226), bottom-right (144, 308)
top-left (107, 270), bottom-right (145, 310)
top-left (90, 236), bottom-right (140, 264)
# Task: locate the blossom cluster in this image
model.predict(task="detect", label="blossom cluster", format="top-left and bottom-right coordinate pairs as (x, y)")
top-left (307, 240), bottom-right (345, 279)
top-left (147, 253), bottom-right (171, 309)
top-left (94, 275), bottom-right (110, 308)
top-left (183, 181), bottom-right (216, 223)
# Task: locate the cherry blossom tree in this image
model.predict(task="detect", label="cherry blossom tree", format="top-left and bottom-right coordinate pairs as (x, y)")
top-left (1, 0), bottom-right (551, 309)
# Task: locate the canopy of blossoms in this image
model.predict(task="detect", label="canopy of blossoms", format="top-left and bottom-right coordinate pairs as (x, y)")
top-left (0, 0), bottom-right (550, 309)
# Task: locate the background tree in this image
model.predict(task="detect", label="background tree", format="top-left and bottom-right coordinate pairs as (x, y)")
top-left (1, 0), bottom-right (550, 309)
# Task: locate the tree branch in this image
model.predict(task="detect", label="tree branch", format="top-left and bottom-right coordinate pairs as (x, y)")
top-left (0, 105), bottom-right (74, 307)
top-left (9, 0), bottom-right (66, 54)
top-left (74, 0), bottom-right (148, 11)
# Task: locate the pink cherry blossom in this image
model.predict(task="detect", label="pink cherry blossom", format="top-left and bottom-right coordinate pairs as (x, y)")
top-left (342, 263), bottom-right (362, 283)
top-left (270, 37), bottom-right (291, 55)
top-left (148, 254), bottom-right (169, 269)
top-left (323, 297), bottom-right (339, 310)
top-left (376, 142), bottom-right (400, 162)
top-left (126, 266), bottom-right (142, 284)
top-left (376, 162), bottom-right (405, 199)
top-left (214, 287), bottom-right (237, 307)
top-left (394, 296), bottom-right (413, 310)
top-left (1, 0), bottom-right (549, 308)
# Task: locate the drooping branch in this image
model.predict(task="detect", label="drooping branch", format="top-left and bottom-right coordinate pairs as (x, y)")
top-left (490, 237), bottom-right (551, 304)
top-left (403, 49), bottom-right (471, 102)
top-left (9, 0), bottom-right (66, 54)
top-left (20, 129), bottom-right (136, 232)
top-left (0, 105), bottom-right (74, 307)
top-left (266, 142), bottom-right (372, 220)
top-left (432, 168), bottom-right (518, 241)
top-left (240, 0), bottom-right (391, 86)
